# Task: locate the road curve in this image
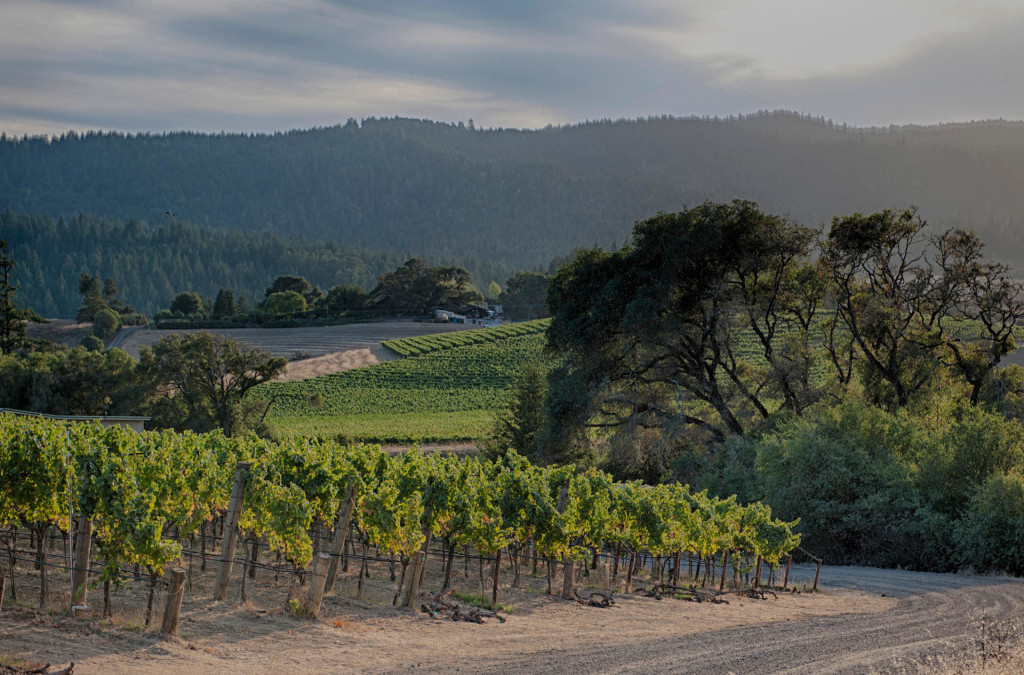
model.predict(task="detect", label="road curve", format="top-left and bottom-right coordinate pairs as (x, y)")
top-left (107, 324), bottom-right (145, 349)
top-left (473, 567), bottom-right (1024, 674)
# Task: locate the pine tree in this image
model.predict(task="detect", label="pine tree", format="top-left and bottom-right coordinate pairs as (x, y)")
top-left (212, 288), bottom-right (236, 318)
top-left (0, 240), bottom-right (28, 354)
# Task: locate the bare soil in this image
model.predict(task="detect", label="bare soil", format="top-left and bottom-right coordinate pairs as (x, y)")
top-left (379, 441), bottom-right (478, 456)
top-left (25, 320), bottom-right (93, 349)
top-left (276, 348), bottom-right (394, 382)
top-left (3, 547), bottom-right (1022, 674)
top-left (114, 321), bottom-right (473, 360)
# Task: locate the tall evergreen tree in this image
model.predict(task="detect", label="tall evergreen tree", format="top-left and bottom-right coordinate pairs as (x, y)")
top-left (211, 288), bottom-right (236, 318)
top-left (0, 240), bottom-right (28, 353)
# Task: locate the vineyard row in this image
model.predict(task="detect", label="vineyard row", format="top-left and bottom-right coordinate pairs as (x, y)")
top-left (0, 412), bottom-right (801, 626)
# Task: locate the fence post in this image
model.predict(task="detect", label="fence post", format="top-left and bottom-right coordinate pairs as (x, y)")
top-left (324, 480), bottom-right (356, 592)
top-left (214, 461), bottom-right (251, 601)
top-left (783, 555), bottom-right (792, 589)
top-left (160, 568), bottom-right (186, 636)
top-left (813, 557), bottom-right (823, 592)
top-left (304, 553), bottom-right (332, 618)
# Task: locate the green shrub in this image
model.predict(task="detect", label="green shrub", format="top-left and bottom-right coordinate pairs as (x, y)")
top-left (80, 334), bottom-right (104, 351)
top-left (92, 308), bottom-right (121, 339)
top-left (956, 471), bottom-right (1024, 575)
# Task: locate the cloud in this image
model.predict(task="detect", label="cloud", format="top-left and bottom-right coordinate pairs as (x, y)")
top-left (741, 15), bottom-right (1024, 126)
top-left (1, 0), bottom-right (1023, 135)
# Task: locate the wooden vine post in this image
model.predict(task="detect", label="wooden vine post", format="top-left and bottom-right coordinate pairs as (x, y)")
top-left (160, 567), bottom-right (186, 636)
top-left (403, 506), bottom-right (432, 608)
top-left (719, 550), bottom-right (729, 591)
top-left (813, 556), bottom-right (822, 591)
top-left (214, 461), bottom-right (251, 601)
top-left (324, 480), bottom-right (356, 593)
top-left (70, 514), bottom-right (92, 614)
top-left (754, 555), bottom-right (763, 589)
top-left (0, 576), bottom-right (5, 613)
top-left (782, 555), bottom-right (792, 589)
top-left (304, 553), bottom-right (332, 618)
top-left (556, 480), bottom-right (574, 600)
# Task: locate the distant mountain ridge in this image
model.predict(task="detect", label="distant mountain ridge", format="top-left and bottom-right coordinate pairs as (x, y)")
top-left (4, 110), bottom-right (1024, 270)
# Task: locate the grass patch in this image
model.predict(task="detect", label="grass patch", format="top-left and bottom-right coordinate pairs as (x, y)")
top-left (0, 653), bottom-right (46, 672)
top-left (267, 411), bottom-right (494, 443)
top-left (450, 590), bottom-right (514, 613)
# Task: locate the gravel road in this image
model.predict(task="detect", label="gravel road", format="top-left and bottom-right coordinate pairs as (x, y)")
top-left (471, 567), bottom-right (1024, 675)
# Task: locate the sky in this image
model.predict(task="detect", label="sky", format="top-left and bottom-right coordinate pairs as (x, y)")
top-left (3, 0), bottom-right (1024, 136)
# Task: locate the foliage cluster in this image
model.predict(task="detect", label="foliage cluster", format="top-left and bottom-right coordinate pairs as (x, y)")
top-left (545, 202), bottom-right (1024, 458)
top-left (75, 274), bottom-right (146, 337)
top-left (691, 399), bottom-right (1024, 573)
top-left (140, 332), bottom-right (287, 437)
top-left (369, 258), bottom-right (483, 311)
top-left (155, 260), bottom-right (497, 326)
top-left (0, 412), bottom-right (801, 598)
top-left (540, 201), bottom-right (1024, 574)
top-left (500, 271), bottom-right (551, 321)
top-left (0, 347), bottom-right (148, 415)
top-left (0, 332), bottom-right (286, 438)
top-left (1, 210), bottom-right (516, 319)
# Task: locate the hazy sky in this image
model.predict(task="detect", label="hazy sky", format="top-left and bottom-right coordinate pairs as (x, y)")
top-left (3, 0), bottom-right (1024, 136)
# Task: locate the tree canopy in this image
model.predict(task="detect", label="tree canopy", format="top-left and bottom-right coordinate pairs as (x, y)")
top-left (140, 332), bottom-right (287, 436)
top-left (544, 201), bottom-right (819, 458)
top-left (370, 258), bottom-right (483, 310)
top-left (544, 201), bottom-right (1024, 465)
top-left (500, 271), bottom-right (550, 321)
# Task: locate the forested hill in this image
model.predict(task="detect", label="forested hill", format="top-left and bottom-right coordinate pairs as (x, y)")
top-left (0, 211), bottom-right (515, 318)
top-left (5, 111), bottom-right (1024, 269)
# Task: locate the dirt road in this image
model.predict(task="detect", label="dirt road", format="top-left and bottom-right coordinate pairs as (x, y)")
top-left (2, 565), bottom-right (1021, 674)
top-left (466, 566), bottom-right (1024, 674)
